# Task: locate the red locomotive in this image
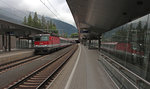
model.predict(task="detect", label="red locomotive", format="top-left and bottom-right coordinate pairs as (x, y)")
top-left (34, 34), bottom-right (72, 54)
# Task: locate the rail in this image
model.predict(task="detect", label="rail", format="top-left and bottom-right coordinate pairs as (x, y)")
top-left (6, 45), bottom-right (77, 89)
top-left (0, 55), bottom-right (43, 73)
top-left (36, 45), bottom-right (77, 89)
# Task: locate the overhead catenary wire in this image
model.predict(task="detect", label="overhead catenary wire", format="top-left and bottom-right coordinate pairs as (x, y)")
top-left (47, 0), bottom-right (63, 20)
top-left (40, 0), bottom-right (62, 21)
top-left (47, 0), bottom-right (59, 15)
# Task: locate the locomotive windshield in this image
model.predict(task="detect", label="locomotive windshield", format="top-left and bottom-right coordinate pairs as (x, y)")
top-left (34, 36), bottom-right (40, 41)
top-left (41, 36), bottom-right (49, 41)
top-left (34, 36), bottom-right (49, 41)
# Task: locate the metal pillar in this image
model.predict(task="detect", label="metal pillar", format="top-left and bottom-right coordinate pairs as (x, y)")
top-left (18, 38), bottom-right (20, 48)
top-left (20, 39), bottom-right (22, 48)
top-left (2, 34), bottom-right (5, 51)
top-left (28, 39), bottom-right (29, 48)
top-left (89, 38), bottom-right (91, 49)
top-left (8, 33), bottom-right (11, 51)
top-left (31, 39), bottom-right (34, 48)
top-left (5, 33), bottom-right (7, 51)
top-left (98, 34), bottom-right (101, 51)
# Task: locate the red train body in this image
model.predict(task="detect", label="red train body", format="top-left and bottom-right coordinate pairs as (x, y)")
top-left (34, 34), bottom-right (72, 54)
top-left (34, 36), bottom-right (60, 45)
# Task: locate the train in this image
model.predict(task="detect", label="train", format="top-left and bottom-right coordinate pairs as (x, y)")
top-left (101, 42), bottom-right (144, 65)
top-left (33, 34), bottom-right (74, 54)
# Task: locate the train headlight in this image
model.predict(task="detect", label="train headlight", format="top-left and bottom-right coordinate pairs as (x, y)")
top-left (44, 45), bottom-right (48, 47)
top-left (142, 55), bottom-right (145, 58)
top-left (132, 53), bottom-right (136, 56)
top-left (35, 45), bottom-right (38, 47)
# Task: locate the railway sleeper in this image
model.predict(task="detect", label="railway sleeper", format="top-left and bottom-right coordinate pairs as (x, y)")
top-left (27, 80), bottom-right (43, 82)
top-left (20, 83), bottom-right (39, 86)
top-left (30, 77), bottom-right (46, 80)
top-left (15, 88), bottom-right (36, 89)
top-left (33, 76), bottom-right (47, 78)
top-left (23, 82), bottom-right (41, 85)
top-left (36, 73), bottom-right (49, 76)
top-left (19, 85), bottom-right (37, 88)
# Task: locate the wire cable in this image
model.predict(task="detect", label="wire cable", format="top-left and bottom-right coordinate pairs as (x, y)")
top-left (40, 0), bottom-right (62, 21)
top-left (47, 0), bottom-right (64, 21)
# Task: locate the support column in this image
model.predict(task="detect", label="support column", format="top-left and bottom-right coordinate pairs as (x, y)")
top-left (31, 39), bottom-right (34, 48)
top-left (98, 34), bottom-right (101, 51)
top-left (5, 33), bottom-right (7, 51)
top-left (18, 38), bottom-right (20, 48)
top-left (8, 33), bottom-right (11, 51)
top-left (27, 38), bottom-right (30, 48)
top-left (89, 38), bottom-right (91, 49)
top-left (20, 39), bottom-right (22, 49)
top-left (2, 34), bottom-right (5, 51)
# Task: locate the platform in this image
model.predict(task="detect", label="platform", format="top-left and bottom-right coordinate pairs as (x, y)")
top-left (47, 44), bottom-right (118, 89)
top-left (0, 49), bottom-right (34, 65)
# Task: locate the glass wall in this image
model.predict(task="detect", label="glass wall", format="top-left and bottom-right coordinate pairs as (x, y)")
top-left (101, 14), bottom-right (150, 82)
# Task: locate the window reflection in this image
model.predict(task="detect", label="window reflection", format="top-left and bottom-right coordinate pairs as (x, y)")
top-left (101, 14), bottom-right (150, 82)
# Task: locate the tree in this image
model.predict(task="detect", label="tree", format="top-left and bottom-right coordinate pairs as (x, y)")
top-left (51, 24), bottom-right (56, 30)
top-left (22, 12), bottom-right (58, 35)
top-left (33, 12), bottom-right (39, 28)
top-left (37, 19), bottom-right (42, 28)
top-left (63, 32), bottom-right (68, 38)
top-left (23, 16), bottom-right (27, 25)
top-left (41, 15), bottom-right (46, 29)
top-left (70, 33), bottom-right (78, 38)
top-left (27, 13), bottom-right (33, 26)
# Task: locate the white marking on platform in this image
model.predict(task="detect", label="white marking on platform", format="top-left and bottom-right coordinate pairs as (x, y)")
top-left (64, 44), bottom-right (81, 89)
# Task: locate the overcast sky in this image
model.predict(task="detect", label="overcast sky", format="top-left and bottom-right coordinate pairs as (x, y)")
top-left (0, 0), bottom-right (76, 27)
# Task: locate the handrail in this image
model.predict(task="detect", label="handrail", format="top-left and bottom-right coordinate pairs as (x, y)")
top-left (100, 55), bottom-right (138, 89)
top-left (99, 50), bottom-right (150, 89)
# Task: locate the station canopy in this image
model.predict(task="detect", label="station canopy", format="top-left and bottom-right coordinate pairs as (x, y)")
top-left (0, 19), bottom-right (44, 37)
top-left (67, 0), bottom-right (150, 34)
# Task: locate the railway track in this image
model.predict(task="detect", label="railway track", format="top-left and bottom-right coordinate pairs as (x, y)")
top-left (0, 55), bottom-right (44, 74)
top-left (0, 46), bottom-right (70, 74)
top-left (5, 44), bottom-right (78, 89)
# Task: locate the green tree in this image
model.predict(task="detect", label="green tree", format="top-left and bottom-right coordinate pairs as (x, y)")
top-left (23, 12), bottom-right (58, 35)
top-left (51, 24), bottom-right (56, 30)
top-left (41, 15), bottom-right (46, 29)
top-left (70, 33), bottom-right (78, 38)
top-left (63, 32), bottom-right (68, 38)
top-left (33, 12), bottom-right (39, 28)
top-left (23, 16), bottom-right (27, 25)
top-left (37, 19), bottom-right (42, 28)
top-left (46, 20), bottom-right (58, 34)
top-left (27, 13), bottom-right (33, 26)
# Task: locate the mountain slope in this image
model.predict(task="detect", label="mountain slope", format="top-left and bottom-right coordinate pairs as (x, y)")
top-left (0, 8), bottom-right (77, 35)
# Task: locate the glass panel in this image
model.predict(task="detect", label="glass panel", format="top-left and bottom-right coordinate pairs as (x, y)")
top-left (41, 36), bottom-right (49, 41)
top-left (101, 14), bottom-right (150, 82)
top-left (34, 36), bottom-right (40, 41)
top-left (34, 36), bottom-right (49, 41)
